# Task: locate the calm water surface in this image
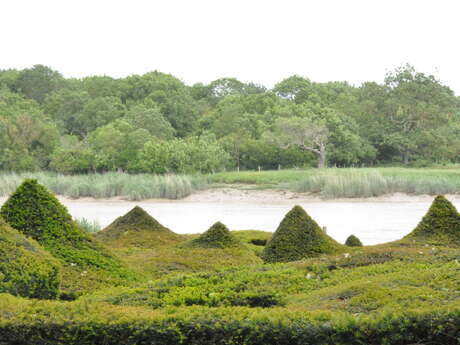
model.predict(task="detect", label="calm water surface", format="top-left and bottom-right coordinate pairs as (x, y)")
top-left (59, 200), bottom-right (445, 245)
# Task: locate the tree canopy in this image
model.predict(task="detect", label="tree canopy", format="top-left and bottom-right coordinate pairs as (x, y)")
top-left (1, 64), bottom-right (459, 173)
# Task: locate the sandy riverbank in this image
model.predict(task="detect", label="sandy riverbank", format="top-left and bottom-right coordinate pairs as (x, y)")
top-left (1, 186), bottom-right (460, 205)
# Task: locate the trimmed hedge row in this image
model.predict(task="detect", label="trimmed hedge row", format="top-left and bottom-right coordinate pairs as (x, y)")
top-left (0, 295), bottom-right (460, 345)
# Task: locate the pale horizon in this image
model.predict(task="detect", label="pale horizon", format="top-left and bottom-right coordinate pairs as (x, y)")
top-left (2, 0), bottom-right (460, 94)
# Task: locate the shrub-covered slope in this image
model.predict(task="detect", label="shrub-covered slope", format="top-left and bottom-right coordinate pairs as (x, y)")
top-left (96, 206), bottom-right (182, 247)
top-left (0, 217), bottom-right (61, 299)
top-left (402, 195), bottom-right (460, 246)
top-left (345, 234), bottom-right (363, 247)
top-left (0, 179), bottom-right (137, 294)
top-left (185, 222), bottom-right (242, 249)
top-left (262, 205), bottom-right (344, 263)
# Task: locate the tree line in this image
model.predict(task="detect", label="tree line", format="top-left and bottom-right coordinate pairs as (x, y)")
top-left (0, 64), bottom-right (459, 173)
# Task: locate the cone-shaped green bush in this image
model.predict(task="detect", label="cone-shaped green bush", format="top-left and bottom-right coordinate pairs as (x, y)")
top-left (186, 222), bottom-right (242, 248)
top-left (0, 217), bottom-right (61, 299)
top-left (345, 234), bottom-right (363, 247)
top-left (262, 205), bottom-right (343, 263)
top-left (96, 206), bottom-right (182, 247)
top-left (0, 179), bottom-right (136, 293)
top-left (403, 195), bottom-right (460, 246)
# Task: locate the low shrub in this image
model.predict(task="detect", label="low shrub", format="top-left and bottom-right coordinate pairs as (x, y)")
top-left (96, 206), bottom-right (182, 248)
top-left (0, 218), bottom-right (61, 299)
top-left (1, 294), bottom-right (460, 345)
top-left (185, 222), bottom-right (242, 249)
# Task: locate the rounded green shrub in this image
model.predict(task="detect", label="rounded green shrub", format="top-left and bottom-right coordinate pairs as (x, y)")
top-left (403, 195), bottom-right (460, 246)
top-left (186, 222), bottom-right (242, 249)
top-left (345, 234), bottom-right (363, 247)
top-left (0, 217), bottom-right (61, 299)
top-left (96, 206), bottom-right (182, 247)
top-left (262, 205), bottom-right (344, 263)
top-left (0, 179), bottom-right (137, 293)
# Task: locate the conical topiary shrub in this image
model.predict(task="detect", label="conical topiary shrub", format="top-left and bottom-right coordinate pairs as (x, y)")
top-left (262, 205), bottom-right (343, 263)
top-left (186, 222), bottom-right (242, 249)
top-left (403, 195), bottom-right (460, 246)
top-left (0, 217), bottom-right (61, 299)
top-left (345, 234), bottom-right (363, 247)
top-left (0, 179), bottom-right (136, 293)
top-left (96, 206), bottom-right (182, 247)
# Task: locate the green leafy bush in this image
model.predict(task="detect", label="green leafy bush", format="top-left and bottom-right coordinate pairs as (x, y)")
top-left (262, 205), bottom-right (344, 263)
top-left (96, 206), bottom-right (182, 247)
top-left (0, 218), bottom-right (61, 299)
top-left (185, 222), bottom-right (242, 249)
top-left (0, 179), bottom-right (138, 294)
top-left (403, 195), bottom-right (460, 246)
top-left (345, 234), bottom-right (363, 247)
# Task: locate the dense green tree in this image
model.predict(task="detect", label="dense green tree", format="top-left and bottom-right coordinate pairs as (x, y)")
top-left (49, 136), bottom-right (95, 173)
top-left (15, 65), bottom-right (65, 103)
top-left (87, 120), bottom-right (152, 171)
top-left (126, 104), bottom-right (175, 139)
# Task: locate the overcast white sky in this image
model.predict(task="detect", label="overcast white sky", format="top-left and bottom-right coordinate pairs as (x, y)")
top-left (2, 0), bottom-right (460, 94)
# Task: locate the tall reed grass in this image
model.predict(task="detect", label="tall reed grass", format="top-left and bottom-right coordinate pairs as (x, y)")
top-left (282, 168), bottom-right (460, 198)
top-left (75, 217), bottom-right (101, 233)
top-left (0, 172), bottom-right (209, 200)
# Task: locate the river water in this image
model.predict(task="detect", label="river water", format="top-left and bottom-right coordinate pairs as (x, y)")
top-left (54, 199), bottom-right (443, 245)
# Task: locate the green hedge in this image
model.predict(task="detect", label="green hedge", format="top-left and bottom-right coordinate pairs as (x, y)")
top-left (0, 179), bottom-right (138, 294)
top-left (404, 195), bottom-right (460, 246)
top-left (0, 295), bottom-right (459, 345)
top-left (262, 206), bottom-right (344, 263)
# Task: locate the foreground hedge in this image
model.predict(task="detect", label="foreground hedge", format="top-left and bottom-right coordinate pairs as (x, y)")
top-left (1, 295), bottom-right (460, 345)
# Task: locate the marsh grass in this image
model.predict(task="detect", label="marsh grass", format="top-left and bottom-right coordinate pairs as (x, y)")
top-left (75, 217), bottom-right (101, 234)
top-left (0, 172), bottom-right (209, 200)
top-left (2, 167), bottom-right (460, 200)
top-left (280, 167), bottom-right (460, 198)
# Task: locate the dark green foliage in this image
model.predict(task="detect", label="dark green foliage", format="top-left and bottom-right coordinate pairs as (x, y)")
top-left (262, 205), bottom-right (343, 263)
top-left (0, 179), bottom-right (136, 292)
top-left (250, 239), bottom-right (267, 246)
top-left (345, 234), bottom-right (363, 247)
top-left (96, 206), bottom-right (182, 247)
top-left (186, 222), bottom-right (242, 249)
top-left (403, 195), bottom-right (460, 246)
top-left (0, 217), bottom-right (60, 299)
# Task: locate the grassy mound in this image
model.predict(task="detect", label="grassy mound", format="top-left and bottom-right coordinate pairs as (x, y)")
top-left (96, 206), bottom-right (182, 247)
top-left (262, 205), bottom-right (344, 263)
top-left (402, 195), bottom-right (460, 246)
top-left (345, 234), bottom-right (363, 247)
top-left (0, 179), bottom-right (137, 294)
top-left (185, 222), bottom-right (242, 249)
top-left (231, 230), bottom-right (272, 255)
top-left (0, 217), bottom-right (61, 299)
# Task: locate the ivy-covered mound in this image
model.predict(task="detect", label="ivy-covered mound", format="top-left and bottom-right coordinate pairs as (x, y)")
top-left (402, 195), bottom-right (460, 246)
top-left (262, 205), bottom-right (343, 263)
top-left (0, 179), bottom-right (137, 294)
top-left (345, 234), bottom-right (363, 247)
top-left (0, 217), bottom-right (61, 299)
top-left (96, 206), bottom-right (182, 247)
top-left (185, 222), bottom-right (242, 249)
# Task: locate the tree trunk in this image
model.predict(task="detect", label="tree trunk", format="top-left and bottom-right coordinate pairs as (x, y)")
top-left (403, 151), bottom-right (410, 165)
top-left (317, 145), bottom-right (326, 169)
